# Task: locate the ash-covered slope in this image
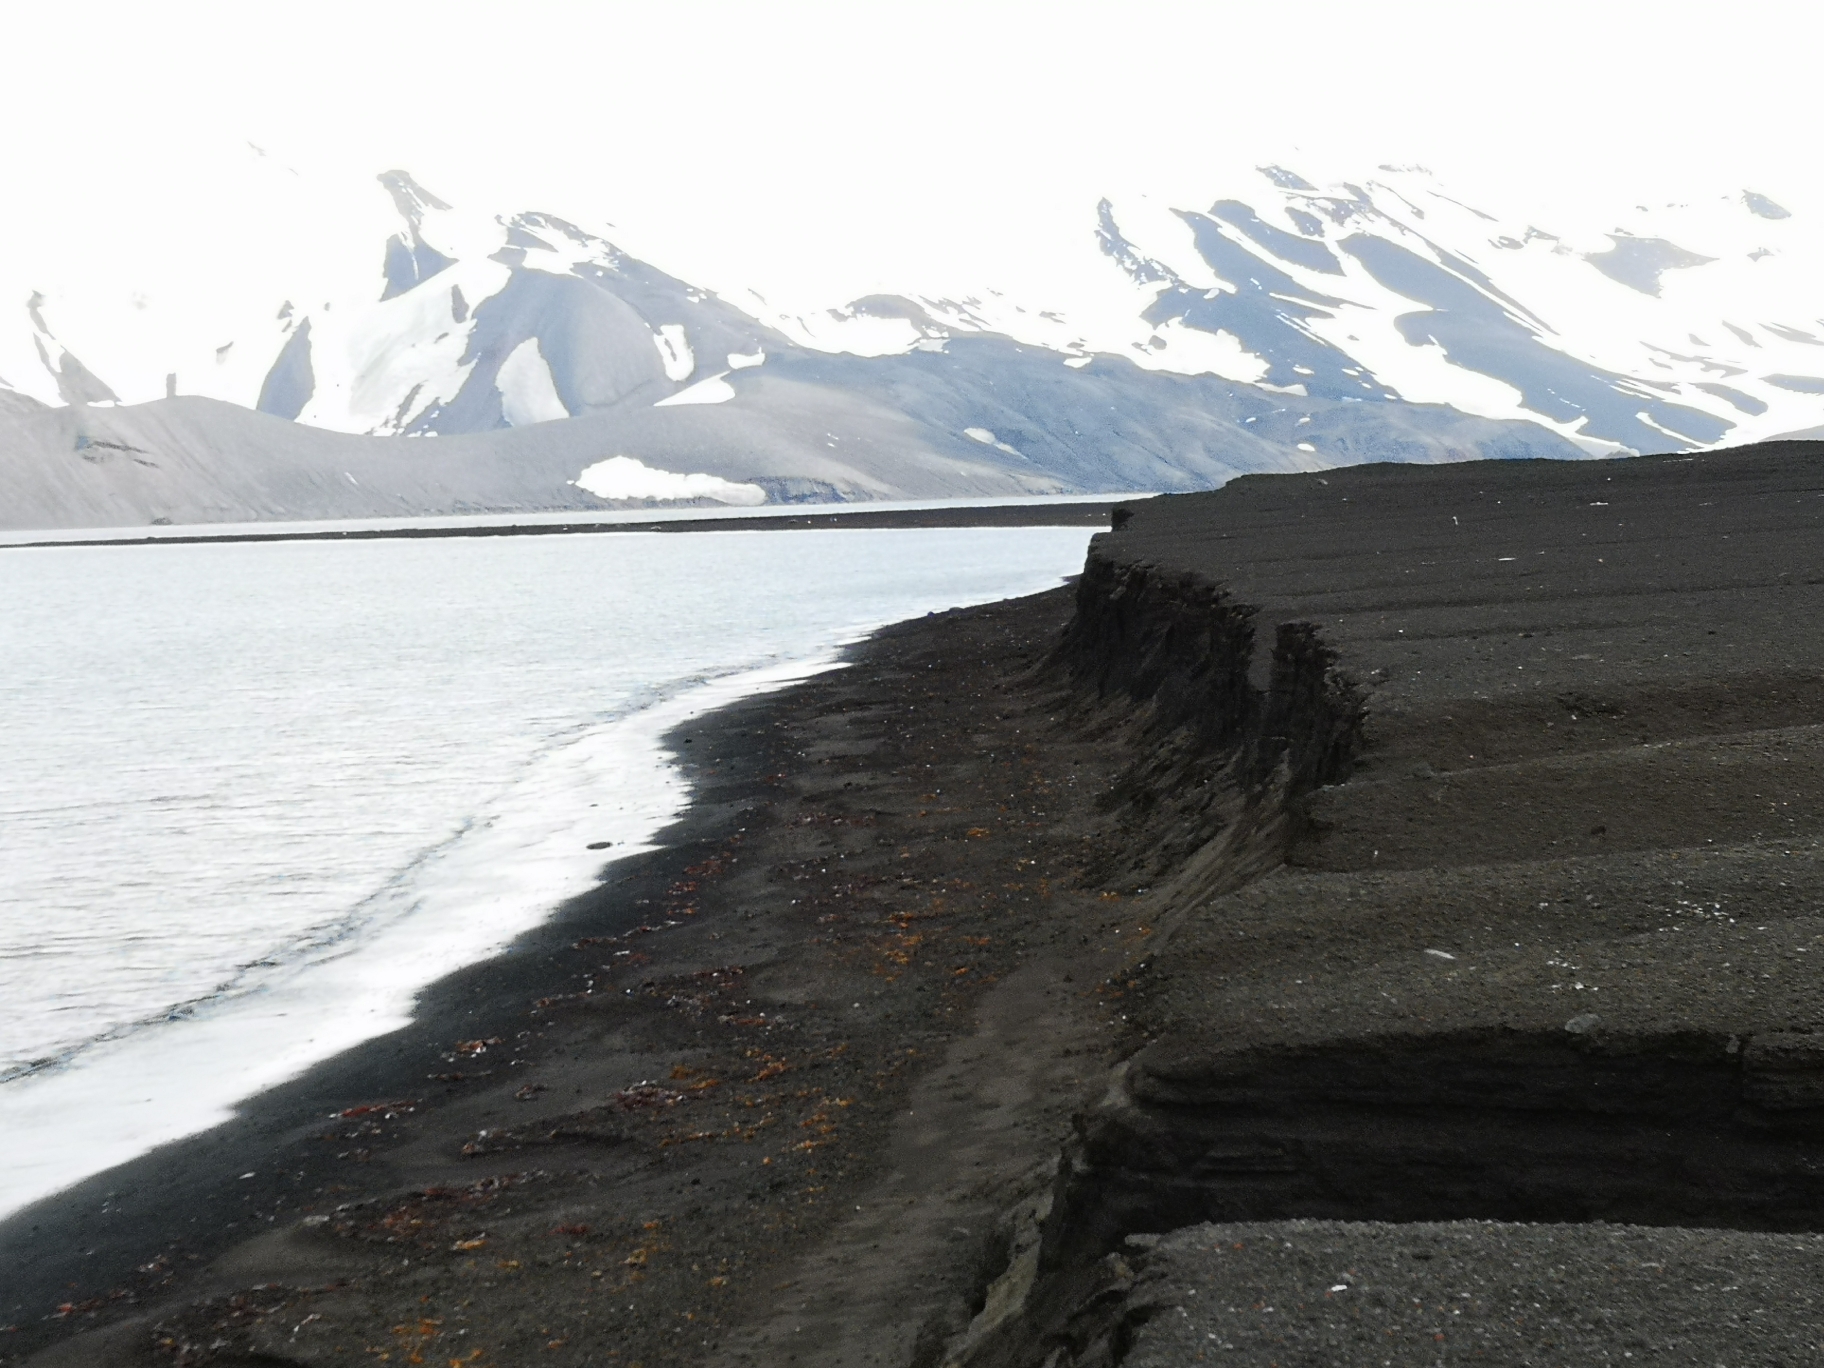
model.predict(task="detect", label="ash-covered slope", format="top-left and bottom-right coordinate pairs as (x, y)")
top-left (0, 356), bottom-right (1570, 531)
top-left (0, 393), bottom-right (595, 529)
top-left (0, 387), bottom-right (1045, 530)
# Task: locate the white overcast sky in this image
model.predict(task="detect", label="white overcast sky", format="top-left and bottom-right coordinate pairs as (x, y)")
top-left (4, 0), bottom-right (1816, 315)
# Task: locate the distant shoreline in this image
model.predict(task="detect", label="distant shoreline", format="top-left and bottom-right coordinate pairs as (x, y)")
top-left (0, 497), bottom-right (1134, 551)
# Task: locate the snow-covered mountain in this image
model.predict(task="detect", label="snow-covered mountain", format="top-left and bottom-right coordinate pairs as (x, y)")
top-left (6, 160), bottom-right (1819, 530)
top-left (1084, 165), bottom-right (1824, 455)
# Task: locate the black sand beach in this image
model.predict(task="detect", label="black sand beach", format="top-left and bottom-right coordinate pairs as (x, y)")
top-left (13, 442), bottom-right (1824, 1366)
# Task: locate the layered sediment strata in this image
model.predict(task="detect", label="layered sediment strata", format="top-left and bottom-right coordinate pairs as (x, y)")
top-left (993, 441), bottom-right (1824, 1366)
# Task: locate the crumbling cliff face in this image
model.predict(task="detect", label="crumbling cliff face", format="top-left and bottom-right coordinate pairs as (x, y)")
top-left (1058, 543), bottom-right (1364, 793)
top-left (1046, 530), bottom-right (1364, 909)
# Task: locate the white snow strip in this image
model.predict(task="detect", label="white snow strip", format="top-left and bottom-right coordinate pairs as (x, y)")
top-left (653, 372), bottom-right (735, 407)
top-left (496, 337), bottom-right (569, 426)
top-left (653, 324), bottom-right (695, 382)
top-left (964, 426), bottom-right (1025, 458)
top-left (575, 455), bottom-right (765, 505)
top-left (726, 348), bottom-right (765, 370)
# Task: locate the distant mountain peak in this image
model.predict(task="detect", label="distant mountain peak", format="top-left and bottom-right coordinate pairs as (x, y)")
top-left (377, 170), bottom-right (453, 225)
top-left (1744, 190), bottom-right (1791, 221)
top-left (26, 292), bottom-right (118, 406)
top-left (6, 156), bottom-right (1824, 479)
top-left (1258, 164), bottom-right (1318, 191)
top-left (1583, 233), bottom-right (1716, 296)
top-left (377, 171), bottom-right (457, 301)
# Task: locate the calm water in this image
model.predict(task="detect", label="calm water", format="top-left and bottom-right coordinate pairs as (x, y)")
top-left (0, 526), bottom-right (1093, 1217)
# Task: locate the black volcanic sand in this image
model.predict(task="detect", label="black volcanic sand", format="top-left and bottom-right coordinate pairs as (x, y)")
top-left (1098, 1220), bottom-right (1824, 1365)
top-left (3, 587), bottom-right (1146, 1367)
top-left (1027, 442), bottom-right (1824, 1367)
top-left (16, 443), bottom-right (1824, 1367)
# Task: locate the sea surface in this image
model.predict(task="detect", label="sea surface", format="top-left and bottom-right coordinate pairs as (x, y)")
top-left (0, 525), bottom-right (1094, 1218)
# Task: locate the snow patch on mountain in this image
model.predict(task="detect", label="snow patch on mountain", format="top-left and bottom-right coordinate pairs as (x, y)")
top-left (652, 325), bottom-right (695, 382)
top-left (574, 455), bottom-right (765, 505)
top-left (27, 293), bottom-right (118, 407)
top-left (652, 373), bottom-right (734, 406)
top-left (1146, 316), bottom-right (1270, 386)
top-left (773, 305), bottom-right (926, 357)
top-left (496, 337), bottom-right (569, 426)
top-left (963, 427), bottom-right (1024, 458)
top-left (296, 253), bottom-right (505, 435)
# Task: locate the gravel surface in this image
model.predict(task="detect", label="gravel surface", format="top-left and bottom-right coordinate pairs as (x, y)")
top-left (1108, 1219), bottom-right (1824, 1366)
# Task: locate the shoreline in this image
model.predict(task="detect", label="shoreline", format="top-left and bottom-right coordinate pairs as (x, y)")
top-left (0, 523), bottom-right (1099, 1232)
top-left (0, 679), bottom-right (804, 1349)
top-left (3, 583), bottom-right (1137, 1365)
top-left (19, 439), bottom-right (1824, 1364)
top-left (0, 656), bottom-right (835, 1225)
top-left (0, 501), bottom-right (1127, 552)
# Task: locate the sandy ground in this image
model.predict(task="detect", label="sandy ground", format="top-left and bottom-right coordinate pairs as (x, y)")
top-left (1023, 444), bottom-right (1824, 1366)
top-left (1095, 1220), bottom-right (1824, 1365)
top-left (17, 441), bottom-right (1824, 1367)
top-left (4, 587), bottom-right (1157, 1367)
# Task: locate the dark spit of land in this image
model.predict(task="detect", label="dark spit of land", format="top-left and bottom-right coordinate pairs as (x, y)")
top-left (6, 501), bottom-right (1122, 550)
top-left (12, 441), bottom-right (1824, 1366)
